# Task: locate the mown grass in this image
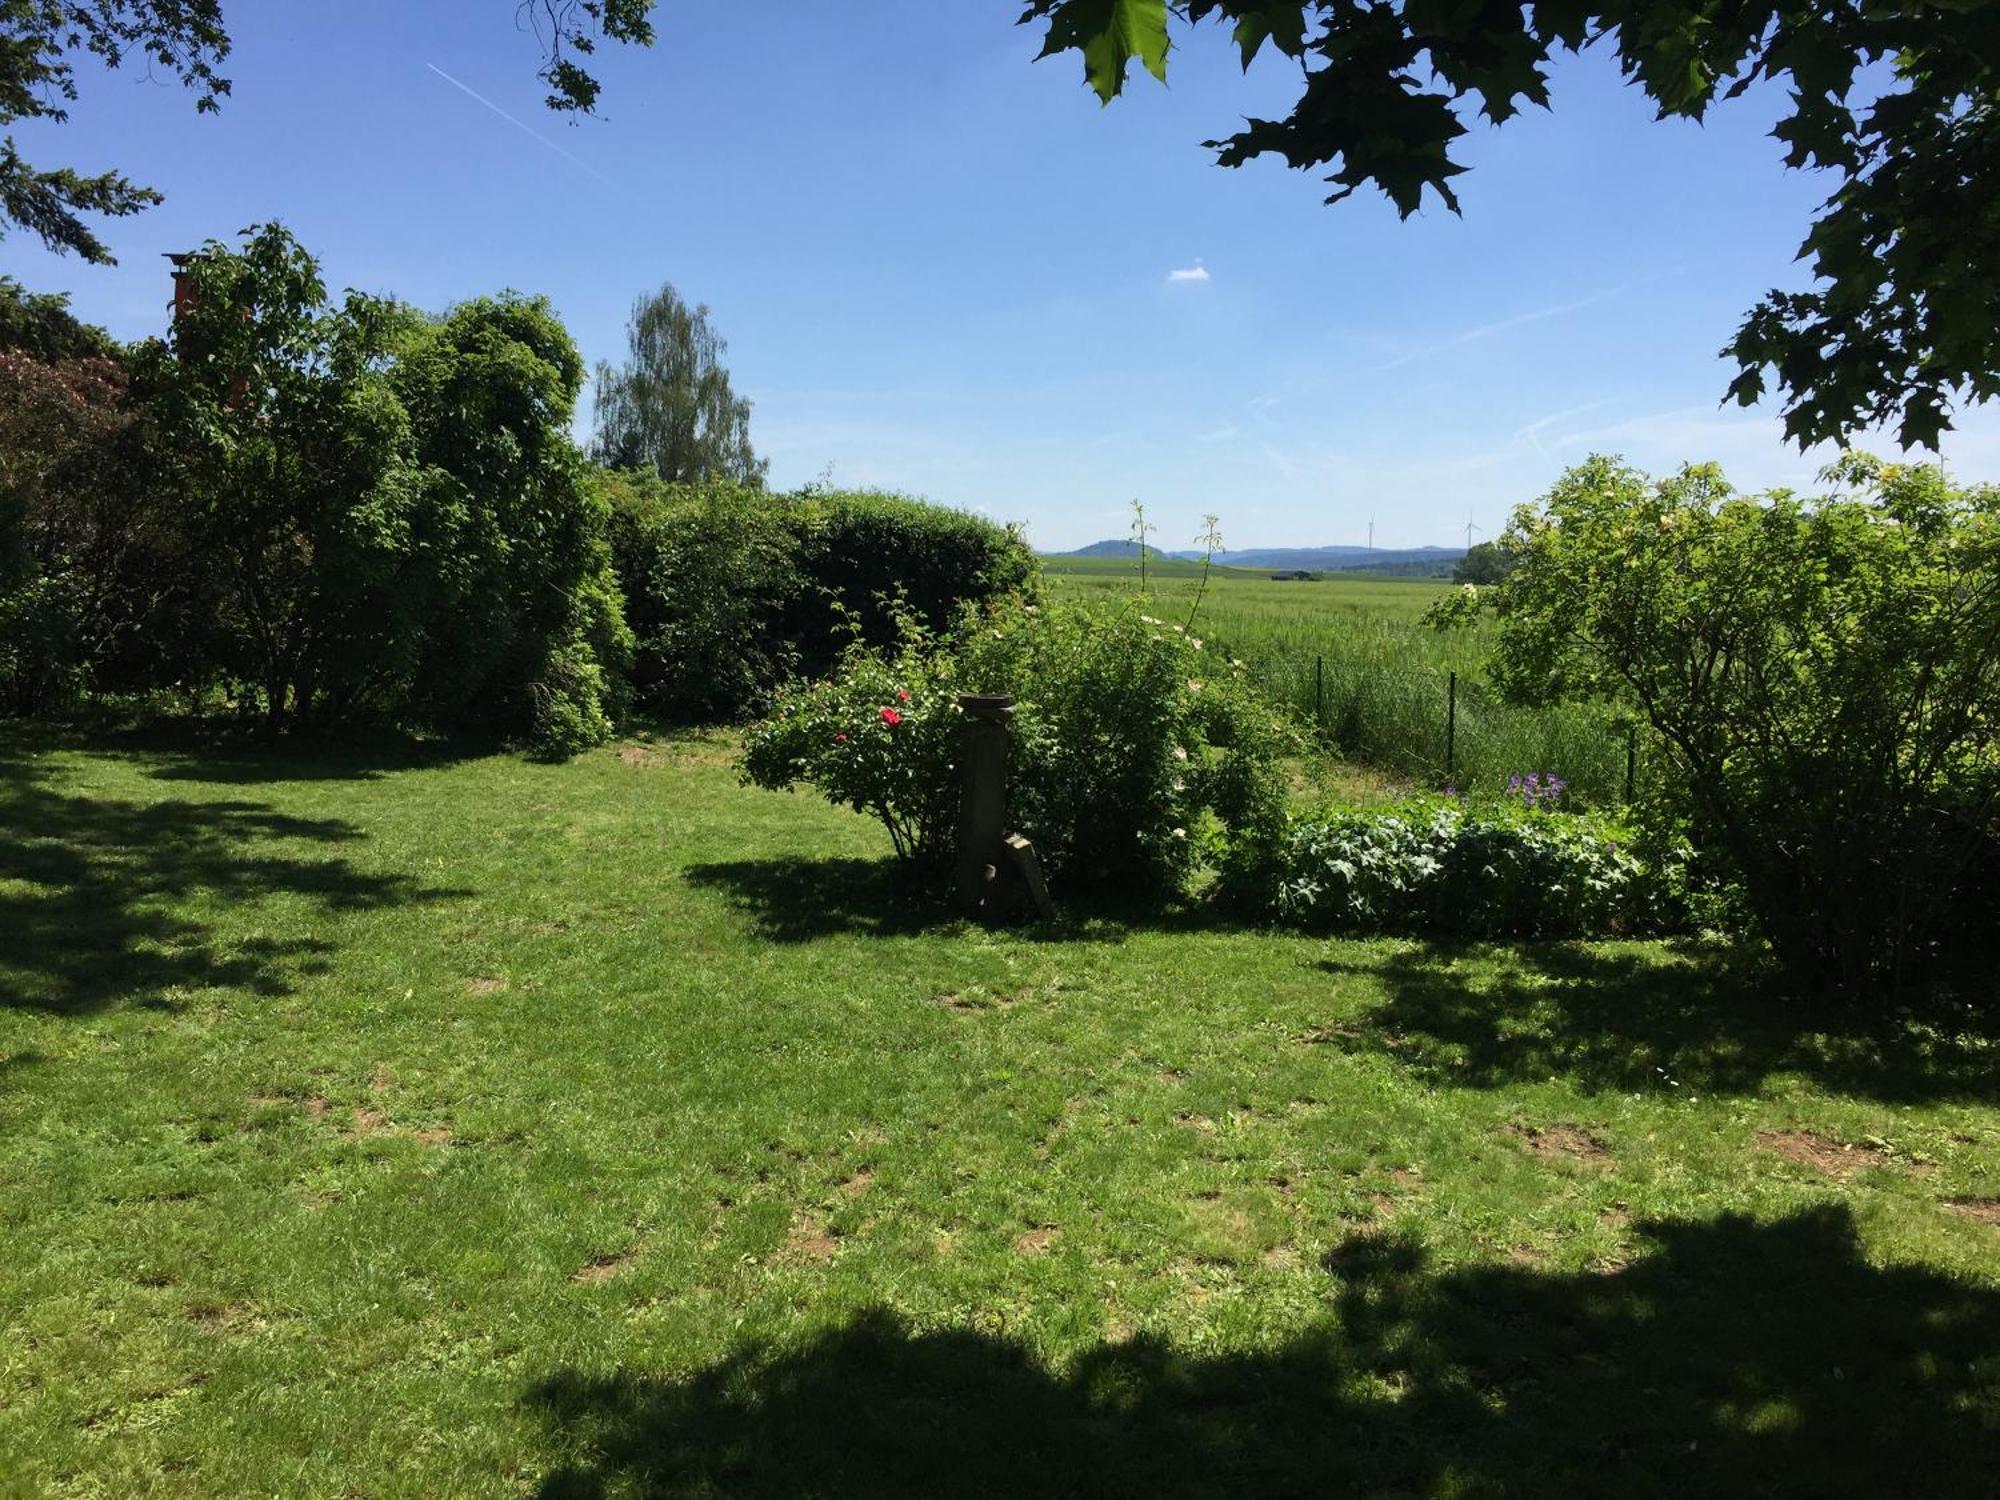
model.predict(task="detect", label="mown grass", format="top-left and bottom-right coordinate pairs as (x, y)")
top-left (1042, 557), bottom-right (1630, 804)
top-left (2, 722), bottom-right (1997, 1496)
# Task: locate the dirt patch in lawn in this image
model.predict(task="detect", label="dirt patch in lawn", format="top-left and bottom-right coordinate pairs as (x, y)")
top-left (574, 1249), bottom-right (640, 1285)
top-left (836, 1166), bottom-right (874, 1199)
top-left (1295, 1022), bottom-right (1363, 1047)
top-left (1943, 1197), bottom-right (2000, 1226)
top-left (1507, 1123), bottom-right (1612, 1168)
top-left (466, 976), bottom-right (509, 996)
top-left (1012, 1226), bottom-right (1061, 1256)
top-left (1757, 1129), bottom-right (1893, 1180)
top-left (617, 744), bottom-right (667, 769)
top-left (412, 1125), bottom-right (454, 1147)
top-left (779, 1214), bottom-right (842, 1263)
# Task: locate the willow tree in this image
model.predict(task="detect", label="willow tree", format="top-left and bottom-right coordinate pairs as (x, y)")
top-left (591, 283), bottom-right (766, 487)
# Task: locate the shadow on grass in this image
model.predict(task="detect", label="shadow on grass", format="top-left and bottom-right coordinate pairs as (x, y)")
top-left (0, 714), bottom-right (491, 784)
top-left (0, 747), bottom-right (465, 1015)
top-left (527, 1205), bottom-right (1999, 1497)
top-left (1315, 942), bottom-right (2000, 1105)
top-left (682, 858), bottom-right (956, 943)
top-left (681, 856), bottom-right (1226, 946)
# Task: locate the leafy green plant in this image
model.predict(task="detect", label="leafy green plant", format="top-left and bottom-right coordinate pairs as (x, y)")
top-left (601, 471), bottom-right (802, 722)
top-left (1480, 453), bottom-right (2000, 997)
top-left (742, 612), bottom-right (963, 863)
top-left (745, 597), bottom-right (1291, 905)
top-left (1247, 799), bottom-right (1678, 939)
top-left (601, 476), bottom-right (1031, 721)
top-left (786, 489), bottom-right (1037, 675)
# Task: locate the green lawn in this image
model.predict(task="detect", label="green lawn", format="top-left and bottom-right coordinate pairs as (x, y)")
top-left (3, 723), bottom-right (1997, 1496)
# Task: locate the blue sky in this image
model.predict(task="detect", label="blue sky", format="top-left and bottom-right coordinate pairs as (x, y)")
top-left (9, 1), bottom-right (1997, 551)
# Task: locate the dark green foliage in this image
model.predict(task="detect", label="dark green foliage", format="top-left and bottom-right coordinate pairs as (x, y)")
top-left (390, 292), bottom-right (630, 755)
top-left (0, 277), bottom-right (117, 360)
top-left (121, 224), bottom-right (625, 755)
top-left (1484, 453), bottom-right (2000, 998)
top-left (790, 489), bottom-right (1037, 674)
top-left (1450, 540), bottom-right (1513, 587)
top-left (603, 476), bottom-right (1033, 720)
top-left (142, 225), bottom-right (435, 731)
top-left (601, 470), bottom-right (801, 722)
top-left (591, 282), bottom-right (765, 487)
top-left (0, 0), bottom-right (229, 261)
top-left (0, 328), bottom-right (181, 711)
top-left (1022, 0), bottom-right (2000, 449)
top-left (523, 0), bottom-right (658, 114)
top-left (1249, 799), bottom-right (1681, 939)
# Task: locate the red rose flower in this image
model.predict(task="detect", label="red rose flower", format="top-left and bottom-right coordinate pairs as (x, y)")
top-left (880, 707), bottom-right (902, 727)
top-left (897, 688), bottom-right (911, 702)
top-left (835, 732), bottom-right (848, 743)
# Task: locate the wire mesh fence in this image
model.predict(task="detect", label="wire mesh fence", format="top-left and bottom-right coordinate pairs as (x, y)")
top-left (1249, 650), bottom-right (1638, 805)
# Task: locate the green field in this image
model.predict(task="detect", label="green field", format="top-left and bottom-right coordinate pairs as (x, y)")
top-left (1041, 557), bottom-right (1629, 803)
top-left (3, 723), bottom-right (1997, 1495)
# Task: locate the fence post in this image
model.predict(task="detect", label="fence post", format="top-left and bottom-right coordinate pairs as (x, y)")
top-left (1446, 670), bottom-right (1457, 779)
top-left (1314, 654), bottom-right (1324, 724)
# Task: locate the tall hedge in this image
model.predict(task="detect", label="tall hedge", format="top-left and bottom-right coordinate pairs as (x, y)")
top-left (601, 474), bottom-right (1034, 721)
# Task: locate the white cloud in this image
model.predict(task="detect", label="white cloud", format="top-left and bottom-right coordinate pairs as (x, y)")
top-left (1167, 260), bottom-right (1211, 284)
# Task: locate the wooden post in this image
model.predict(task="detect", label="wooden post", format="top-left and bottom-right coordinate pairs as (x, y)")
top-left (957, 694), bottom-right (1014, 911)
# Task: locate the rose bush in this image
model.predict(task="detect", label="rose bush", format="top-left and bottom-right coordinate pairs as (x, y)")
top-left (744, 598), bottom-right (1292, 906)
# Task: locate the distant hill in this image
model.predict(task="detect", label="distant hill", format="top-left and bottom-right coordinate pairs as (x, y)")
top-left (1052, 540), bottom-right (1464, 576)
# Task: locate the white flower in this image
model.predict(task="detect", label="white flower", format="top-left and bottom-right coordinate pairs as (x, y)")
top-left (1172, 746), bottom-right (1189, 761)
top-left (1139, 614), bottom-right (1161, 626)
top-left (1170, 827), bottom-right (1187, 840)
top-left (1187, 679), bottom-right (1202, 692)
top-left (1189, 638), bottom-right (1202, 650)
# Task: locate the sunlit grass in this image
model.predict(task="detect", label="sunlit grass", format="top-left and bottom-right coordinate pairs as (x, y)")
top-left (1, 724), bottom-right (1994, 1494)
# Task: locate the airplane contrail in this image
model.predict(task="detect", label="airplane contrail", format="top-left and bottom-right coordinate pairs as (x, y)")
top-left (424, 62), bottom-right (622, 190)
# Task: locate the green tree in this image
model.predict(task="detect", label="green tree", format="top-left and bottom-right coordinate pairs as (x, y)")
top-left (1476, 453), bottom-right (2000, 999)
top-left (1021, 1), bottom-right (2000, 451)
top-left (592, 283), bottom-right (766, 487)
top-left (0, 0), bottom-right (654, 261)
top-left (144, 224), bottom-right (627, 753)
top-left (393, 292), bottom-right (631, 755)
top-left (1451, 540), bottom-right (1514, 586)
top-left (143, 224), bottom-right (435, 728)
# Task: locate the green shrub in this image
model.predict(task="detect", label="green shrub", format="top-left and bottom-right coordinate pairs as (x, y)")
top-left (788, 489), bottom-right (1036, 674)
top-left (957, 601), bottom-right (1290, 899)
top-left (742, 617), bottom-right (962, 862)
top-left (602, 477), bottom-right (1035, 721)
top-left (0, 572), bottom-right (90, 715)
top-left (602, 471), bottom-right (802, 722)
top-left (1477, 452), bottom-right (2000, 997)
top-left (1247, 799), bottom-right (1680, 938)
top-left (745, 598), bottom-right (1291, 907)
